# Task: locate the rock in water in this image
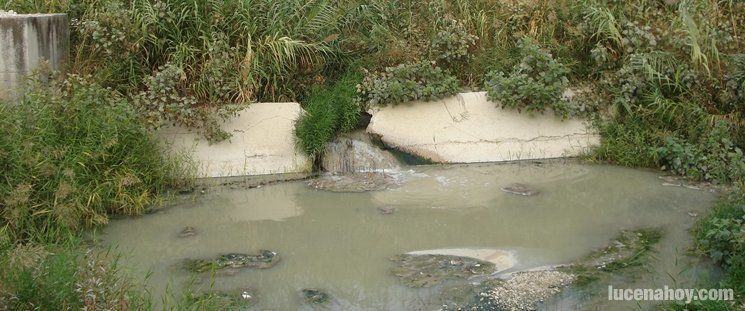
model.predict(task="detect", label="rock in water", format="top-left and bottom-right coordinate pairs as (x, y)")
top-left (320, 132), bottom-right (400, 174)
top-left (183, 250), bottom-right (280, 272)
top-left (500, 183), bottom-right (539, 196)
top-left (390, 254), bottom-right (495, 288)
top-left (378, 206), bottom-right (396, 215)
top-left (178, 226), bottom-right (197, 238)
top-left (301, 289), bottom-right (331, 304)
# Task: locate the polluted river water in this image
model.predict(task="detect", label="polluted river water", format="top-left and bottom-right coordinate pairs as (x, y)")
top-left (97, 162), bottom-right (717, 310)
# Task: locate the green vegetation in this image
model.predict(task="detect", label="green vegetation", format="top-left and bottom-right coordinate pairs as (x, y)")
top-left (1, 0), bottom-right (743, 308)
top-left (295, 70), bottom-right (363, 156)
top-left (484, 38), bottom-right (571, 117)
top-left (0, 76), bottom-right (190, 243)
top-left (560, 228), bottom-right (664, 288)
top-left (666, 191), bottom-right (745, 311)
top-left (696, 193), bottom-right (745, 296)
top-left (0, 76), bottom-right (197, 309)
top-left (356, 61), bottom-right (460, 107)
top-left (0, 240), bottom-right (150, 310)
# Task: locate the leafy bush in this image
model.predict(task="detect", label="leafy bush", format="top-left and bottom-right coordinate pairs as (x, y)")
top-left (657, 122), bottom-right (745, 184)
top-left (483, 39), bottom-right (570, 117)
top-left (430, 18), bottom-right (478, 65)
top-left (356, 60), bottom-right (460, 107)
top-left (0, 76), bottom-right (191, 243)
top-left (295, 70), bottom-right (363, 156)
top-left (696, 192), bottom-right (745, 297)
top-left (133, 64), bottom-right (237, 142)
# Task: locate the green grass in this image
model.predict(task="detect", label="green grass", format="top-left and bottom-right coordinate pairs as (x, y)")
top-left (0, 237), bottom-right (152, 310)
top-left (0, 75), bottom-right (215, 310)
top-left (0, 0), bottom-right (743, 308)
top-left (0, 76), bottom-right (192, 243)
top-left (295, 69), bottom-right (363, 156)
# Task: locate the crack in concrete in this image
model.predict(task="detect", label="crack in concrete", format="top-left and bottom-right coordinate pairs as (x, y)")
top-left (382, 133), bottom-right (597, 147)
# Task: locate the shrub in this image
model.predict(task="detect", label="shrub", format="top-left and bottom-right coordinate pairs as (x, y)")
top-left (133, 63), bottom-right (237, 142)
top-left (483, 39), bottom-right (570, 117)
top-left (0, 76), bottom-right (191, 243)
top-left (696, 192), bottom-right (745, 298)
top-left (356, 60), bottom-right (460, 107)
top-left (657, 122), bottom-right (745, 184)
top-left (295, 70), bottom-right (363, 156)
top-left (430, 18), bottom-right (478, 66)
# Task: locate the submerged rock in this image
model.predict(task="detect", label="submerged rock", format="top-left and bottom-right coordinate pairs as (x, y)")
top-left (390, 254), bottom-right (495, 288)
top-left (179, 226), bottom-right (197, 238)
top-left (183, 250), bottom-right (280, 273)
top-left (500, 183), bottom-right (539, 196)
top-left (378, 206), bottom-right (396, 215)
top-left (301, 288), bottom-right (331, 304)
top-left (308, 172), bottom-right (397, 192)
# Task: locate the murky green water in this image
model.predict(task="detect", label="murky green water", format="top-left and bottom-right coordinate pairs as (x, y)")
top-left (98, 163), bottom-right (716, 310)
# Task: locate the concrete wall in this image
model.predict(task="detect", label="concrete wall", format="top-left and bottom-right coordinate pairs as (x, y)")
top-left (0, 13), bottom-right (69, 101)
top-left (367, 92), bottom-right (600, 163)
top-left (159, 103), bottom-right (313, 178)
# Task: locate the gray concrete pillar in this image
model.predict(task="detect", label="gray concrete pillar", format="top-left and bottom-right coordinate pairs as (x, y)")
top-left (1, 12), bottom-right (69, 101)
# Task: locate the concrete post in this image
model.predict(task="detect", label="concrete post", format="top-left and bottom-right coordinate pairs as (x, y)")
top-left (0, 12), bottom-right (69, 101)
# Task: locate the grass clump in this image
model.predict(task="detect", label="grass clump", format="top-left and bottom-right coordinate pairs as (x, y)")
top-left (0, 240), bottom-right (150, 310)
top-left (356, 60), bottom-right (460, 107)
top-left (295, 70), bottom-right (363, 156)
top-left (0, 75), bottom-right (191, 243)
top-left (484, 38), bottom-right (571, 118)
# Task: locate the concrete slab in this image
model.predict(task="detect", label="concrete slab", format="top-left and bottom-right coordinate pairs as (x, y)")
top-left (0, 13), bottom-right (68, 101)
top-left (366, 92), bottom-right (599, 163)
top-left (159, 103), bottom-right (313, 178)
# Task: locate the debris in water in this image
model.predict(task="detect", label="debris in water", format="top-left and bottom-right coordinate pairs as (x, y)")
top-left (191, 288), bottom-right (256, 309)
top-left (378, 206), bottom-right (396, 215)
top-left (183, 250), bottom-right (280, 273)
top-left (500, 183), bottom-right (539, 196)
top-left (308, 172), bottom-right (397, 192)
top-left (302, 288), bottom-right (331, 304)
top-left (390, 254), bottom-right (494, 288)
top-left (440, 270), bottom-right (575, 311)
top-left (178, 226), bottom-right (197, 238)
